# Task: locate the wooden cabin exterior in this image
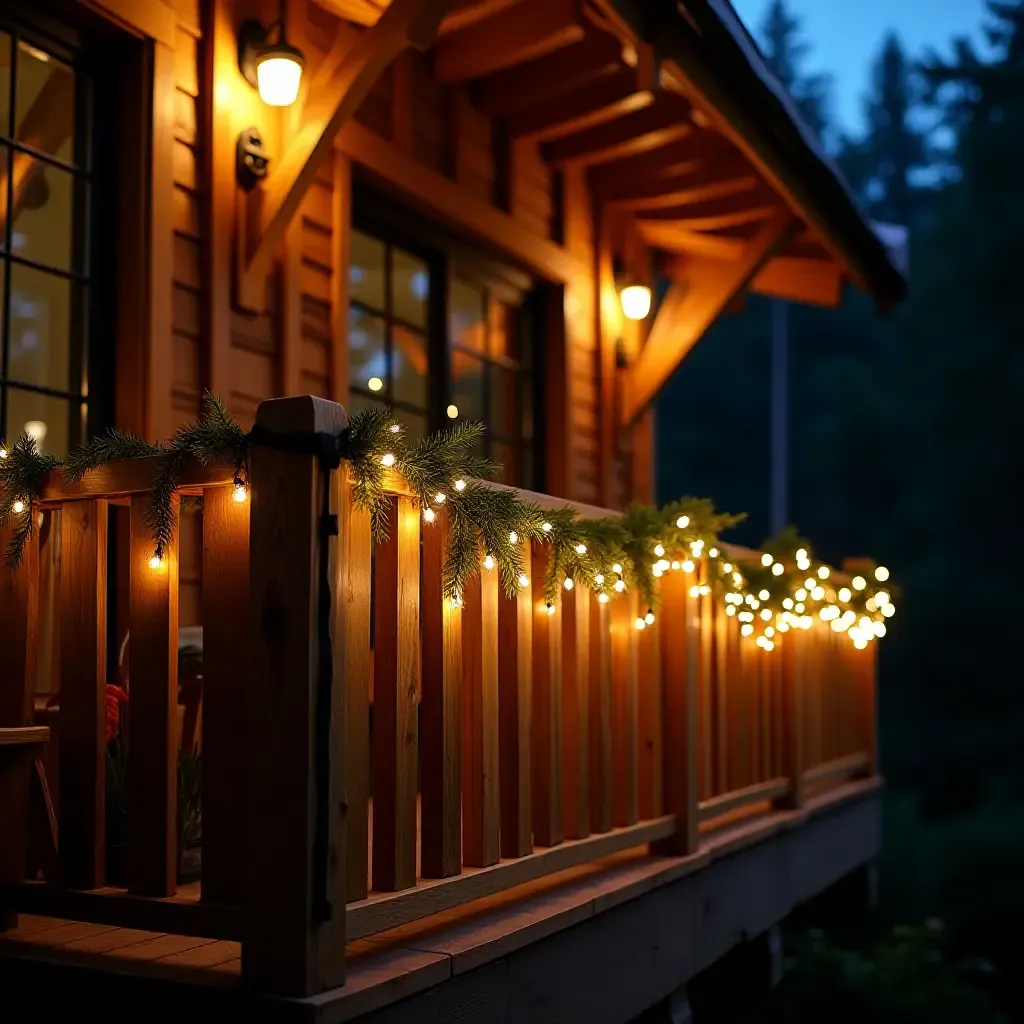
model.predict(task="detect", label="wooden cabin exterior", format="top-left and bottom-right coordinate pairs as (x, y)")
top-left (0, 0), bottom-right (903, 1020)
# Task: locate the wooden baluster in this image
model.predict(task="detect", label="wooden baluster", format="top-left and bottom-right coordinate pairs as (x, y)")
top-left (588, 591), bottom-right (613, 834)
top-left (610, 589), bottom-right (638, 827)
top-left (810, 628), bottom-right (824, 769)
top-left (531, 544), bottom-right (562, 847)
top-left (128, 494), bottom-right (178, 896)
top-left (561, 583), bottom-right (590, 838)
top-left (656, 568), bottom-right (698, 855)
top-left (697, 563), bottom-right (714, 799)
top-left (420, 510), bottom-right (462, 878)
top-left (373, 495), bottom-right (420, 891)
top-left (244, 395), bottom-right (347, 996)
top-left (461, 561), bottom-right (500, 867)
top-left (337, 466), bottom-right (372, 901)
top-left (201, 485), bottom-right (249, 905)
top-left (720, 605), bottom-right (742, 793)
top-left (0, 521), bottom-right (39, 902)
top-left (742, 638), bottom-right (761, 784)
top-left (712, 591), bottom-right (729, 797)
top-left (771, 642), bottom-right (784, 778)
top-left (760, 651), bottom-right (773, 782)
top-left (636, 591), bottom-right (662, 820)
top-left (498, 543), bottom-right (532, 859)
top-left (857, 643), bottom-right (878, 774)
top-left (775, 629), bottom-right (805, 809)
top-left (58, 501), bottom-right (107, 890)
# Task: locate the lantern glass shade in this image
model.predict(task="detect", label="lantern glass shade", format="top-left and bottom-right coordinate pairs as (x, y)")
top-left (620, 283), bottom-right (653, 321)
top-left (255, 51), bottom-right (304, 106)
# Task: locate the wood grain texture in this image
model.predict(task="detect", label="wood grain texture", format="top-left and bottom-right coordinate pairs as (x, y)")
top-left (774, 630), bottom-right (805, 810)
top-left (531, 544), bottom-right (563, 847)
top-left (498, 548), bottom-right (532, 859)
top-left (39, 458), bottom-right (233, 504)
top-left (462, 565), bottom-right (500, 867)
top-left (128, 494), bottom-right (178, 897)
top-left (560, 584), bottom-right (590, 839)
top-left (588, 593), bottom-right (613, 834)
top-left (58, 502), bottom-right (107, 890)
top-left (372, 497), bottom-right (421, 892)
top-left (610, 589), bottom-right (638, 827)
top-left (244, 396), bottom-right (348, 996)
top-left (336, 469), bottom-right (373, 903)
top-left (200, 486), bottom-right (249, 905)
top-left (420, 511), bottom-right (462, 878)
top-left (697, 566), bottom-right (714, 800)
top-left (655, 569), bottom-right (698, 855)
top-left (636, 598), bottom-right (663, 820)
top-left (330, 154), bottom-right (352, 404)
top-left (712, 591), bottom-right (729, 797)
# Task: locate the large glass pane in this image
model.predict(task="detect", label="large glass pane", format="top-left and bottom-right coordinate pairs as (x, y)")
top-left (489, 365), bottom-right (517, 438)
top-left (15, 41), bottom-right (75, 165)
top-left (451, 348), bottom-right (485, 423)
top-left (487, 297), bottom-right (514, 360)
top-left (0, 146), bottom-right (7, 248)
top-left (522, 372), bottom-right (534, 441)
top-left (392, 249), bottom-right (428, 328)
top-left (0, 33), bottom-right (10, 138)
top-left (5, 386), bottom-right (73, 456)
top-left (493, 441), bottom-right (516, 486)
top-left (349, 230), bottom-right (386, 311)
top-left (348, 306), bottom-right (386, 394)
top-left (392, 324), bottom-right (428, 408)
top-left (393, 407), bottom-right (427, 442)
top-left (449, 278), bottom-right (486, 353)
top-left (12, 162), bottom-right (75, 271)
top-left (6, 262), bottom-right (72, 392)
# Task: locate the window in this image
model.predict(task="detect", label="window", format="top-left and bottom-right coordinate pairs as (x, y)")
top-left (0, 19), bottom-right (93, 457)
top-left (349, 203), bottom-right (541, 489)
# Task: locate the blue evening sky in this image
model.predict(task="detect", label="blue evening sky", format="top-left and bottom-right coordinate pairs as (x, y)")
top-left (730, 0), bottom-right (992, 136)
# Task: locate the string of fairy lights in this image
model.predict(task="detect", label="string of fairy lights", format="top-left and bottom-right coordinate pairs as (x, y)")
top-left (0, 398), bottom-right (896, 652)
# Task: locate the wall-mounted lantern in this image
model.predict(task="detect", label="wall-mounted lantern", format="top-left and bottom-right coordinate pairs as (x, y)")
top-left (238, 17), bottom-right (305, 107)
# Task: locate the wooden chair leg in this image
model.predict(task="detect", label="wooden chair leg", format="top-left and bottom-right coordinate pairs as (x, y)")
top-left (29, 754), bottom-right (59, 880)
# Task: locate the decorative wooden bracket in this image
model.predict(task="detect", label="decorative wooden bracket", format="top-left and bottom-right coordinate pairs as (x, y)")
top-left (619, 208), bottom-right (798, 427)
top-left (237, 0), bottom-right (456, 310)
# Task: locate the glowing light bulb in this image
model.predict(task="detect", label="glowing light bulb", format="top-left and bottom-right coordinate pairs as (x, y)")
top-left (765, 626), bottom-right (775, 638)
top-left (594, 574), bottom-right (605, 585)
top-left (795, 602), bottom-right (805, 613)
top-left (772, 563), bottom-right (784, 576)
top-left (446, 404), bottom-right (459, 419)
top-left (423, 507), bottom-right (435, 523)
top-left (12, 499), bottom-right (25, 514)
top-left (612, 563), bottom-right (623, 575)
top-left (149, 552), bottom-right (163, 570)
top-left (796, 588), bottom-right (807, 601)
top-left (518, 574), bottom-right (529, 588)
top-left (882, 604), bottom-right (895, 618)
top-left (683, 559), bottom-right (695, 573)
top-left (634, 617), bottom-right (647, 631)
top-left (805, 578), bottom-right (816, 590)
top-left (232, 483), bottom-right (248, 503)
top-left (483, 555), bottom-right (495, 571)
top-left (723, 562), bottom-right (732, 573)
top-left (575, 543), bottom-right (587, 555)
top-left (434, 492), bottom-right (446, 504)
top-left (875, 566), bottom-right (890, 582)
top-left (875, 590), bottom-right (890, 607)
top-left (598, 593), bottom-right (609, 604)
top-left (509, 531), bottom-right (519, 544)
top-left (450, 594), bottom-right (463, 608)
top-left (676, 515), bottom-right (689, 528)
top-left (796, 548), bottom-right (807, 560)
top-left (709, 547), bottom-right (719, 558)
top-left (563, 577), bottom-right (574, 591)
top-left (759, 589), bottom-right (770, 600)
top-left (454, 479), bottom-right (467, 492)
top-left (852, 575), bottom-right (866, 590)
top-left (726, 605), bottom-right (736, 616)
top-left (690, 586), bottom-right (700, 598)
top-left (368, 377), bottom-right (383, 392)
top-left (761, 553), bottom-right (773, 567)
top-left (542, 521), bottom-right (552, 532)
top-left (671, 560), bottom-right (681, 571)
top-left (620, 283), bottom-right (653, 320)
top-left (741, 624), bottom-right (754, 637)
top-left (782, 598), bottom-right (794, 610)
top-left (614, 579), bottom-right (626, 593)
top-left (873, 621), bottom-right (886, 638)
top-left (255, 51), bottom-right (304, 106)
top-left (778, 621), bottom-right (790, 632)
top-left (818, 566), bottom-right (830, 580)
top-left (760, 609), bottom-right (772, 621)
top-left (645, 609), bottom-right (655, 625)
top-left (0, 447), bottom-right (7, 459)
top-left (811, 586), bottom-right (825, 601)
top-left (654, 544), bottom-right (665, 557)
top-left (545, 602), bottom-right (556, 616)
top-left (838, 587), bottom-right (851, 602)
top-left (381, 452), bottom-right (396, 467)
top-left (853, 637), bottom-right (868, 650)
top-left (390, 423), bottom-right (402, 434)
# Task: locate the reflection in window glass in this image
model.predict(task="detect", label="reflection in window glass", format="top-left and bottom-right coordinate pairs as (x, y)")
top-left (348, 307), bottom-right (387, 393)
top-left (451, 349), bottom-right (485, 423)
top-left (391, 324), bottom-right (428, 407)
top-left (6, 386), bottom-right (73, 457)
top-left (349, 230), bottom-right (386, 311)
top-left (0, 33), bottom-right (9, 137)
top-left (449, 279), bottom-right (486, 352)
top-left (391, 250), bottom-right (429, 328)
top-left (12, 163), bottom-right (75, 271)
top-left (490, 365), bottom-right (517, 437)
top-left (15, 42), bottom-right (76, 165)
top-left (7, 261), bottom-right (73, 393)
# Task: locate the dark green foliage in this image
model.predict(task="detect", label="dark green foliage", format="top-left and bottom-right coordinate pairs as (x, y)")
top-left (63, 429), bottom-right (159, 482)
top-left (0, 433), bottom-right (61, 568)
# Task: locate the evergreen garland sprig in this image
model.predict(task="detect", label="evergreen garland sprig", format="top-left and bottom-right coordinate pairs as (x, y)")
top-left (0, 434), bottom-right (60, 568)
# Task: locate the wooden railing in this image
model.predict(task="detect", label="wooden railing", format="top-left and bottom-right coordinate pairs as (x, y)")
top-left (0, 395), bottom-right (878, 997)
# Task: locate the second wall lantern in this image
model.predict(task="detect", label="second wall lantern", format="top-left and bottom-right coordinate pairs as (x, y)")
top-left (238, 17), bottom-right (305, 107)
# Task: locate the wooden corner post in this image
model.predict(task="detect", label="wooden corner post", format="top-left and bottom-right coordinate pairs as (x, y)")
top-left (245, 395), bottom-right (349, 996)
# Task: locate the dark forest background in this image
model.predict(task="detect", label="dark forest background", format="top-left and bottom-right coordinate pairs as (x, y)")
top-left (656, 0), bottom-right (1024, 1017)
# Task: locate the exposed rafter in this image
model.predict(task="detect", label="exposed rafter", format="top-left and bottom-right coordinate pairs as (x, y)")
top-left (603, 169), bottom-right (758, 211)
top-left (621, 209), bottom-right (798, 426)
top-left (238, 0), bottom-right (455, 310)
top-left (751, 257), bottom-right (844, 307)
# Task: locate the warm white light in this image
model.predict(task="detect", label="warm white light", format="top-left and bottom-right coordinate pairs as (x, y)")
top-left (875, 590), bottom-right (890, 607)
top-left (598, 593), bottom-right (609, 604)
top-left (563, 577), bottom-right (574, 590)
top-left (614, 579), bottom-right (626, 592)
top-left (676, 515), bottom-right (689, 529)
top-left (654, 544), bottom-right (665, 557)
top-left (795, 602), bottom-right (805, 613)
top-left (875, 566), bottom-right (890, 582)
top-left (518, 574), bottom-right (529, 588)
top-left (811, 585), bottom-right (825, 601)
top-left (761, 553), bottom-right (773, 567)
top-left (645, 609), bottom-right (655, 625)
top-left (620, 283), bottom-right (652, 320)
top-left (423, 507), bottom-right (435, 523)
top-left (232, 484), bottom-right (248, 503)
top-left (838, 587), bottom-right (851, 602)
top-left (796, 548), bottom-right (807, 560)
top-left (765, 626), bottom-right (775, 638)
top-left (782, 598), bottom-right (793, 610)
top-left (446, 404), bottom-right (459, 419)
top-left (390, 423), bottom-right (402, 434)
top-left (149, 553), bottom-right (163, 570)
top-left (723, 562), bottom-right (732, 573)
top-left (689, 585), bottom-right (700, 598)
top-left (483, 555), bottom-right (495, 571)
top-left (545, 602), bottom-right (556, 616)
top-left (381, 452), bottom-right (396, 467)
top-left (741, 624), bottom-right (754, 637)
top-left (434, 492), bottom-right (446, 504)
top-left (818, 566), bottom-right (830, 579)
top-left (594, 574), bottom-right (605, 585)
top-left (683, 560), bottom-right (695, 573)
top-left (24, 420), bottom-right (47, 444)
top-left (805, 578), bottom-right (816, 590)
top-left (256, 54), bottom-right (303, 107)
top-left (882, 604), bottom-right (895, 618)
top-left (671, 560), bottom-right (681, 571)
top-left (795, 588), bottom-right (807, 601)
top-left (758, 589), bottom-right (770, 600)
top-left (575, 543), bottom-right (587, 555)
top-left (760, 609), bottom-right (772, 621)
top-left (451, 594), bottom-right (463, 608)
top-left (542, 521), bottom-right (552, 532)
top-left (726, 605), bottom-right (736, 616)
top-left (0, 447), bottom-right (7, 459)
top-left (772, 563), bottom-right (784, 576)
top-left (612, 563), bottom-right (623, 574)
top-left (368, 376), bottom-right (384, 392)
top-left (635, 617), bottom-right (647, 630)
top-left (509, 531), bottom-right (519, 544)
top-left (12, 499), bottom-right (25, 514)
top-left (690, 539), bottom-right (704, 555)
top-left (873, 621), bottom-right (887, 638)
top-left (455, 479), bottom-right (467, 492)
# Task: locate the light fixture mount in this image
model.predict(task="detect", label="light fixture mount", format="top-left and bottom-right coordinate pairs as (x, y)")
top-left (237, 126), bottom-right (270, 191)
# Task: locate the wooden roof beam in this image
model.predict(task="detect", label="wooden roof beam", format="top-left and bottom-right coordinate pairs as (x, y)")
top-left (603, 170), bottom-right (758, 211)
top-left (621, 208), bottom-right (798, 426)
top-left (238, 0), bottom-right (455, 310)
top-left (634, 222), bottom-right (745, 260)
top-left (471, 27), bottom-right (625, 116)
top-left (636, 187), bottom-right (779, 231)
top-left (542, 96), bottom-right (692, 167)
top-left (433, 0), bottom-right (585, 82)
top-left (751, 257), bottom-right (845, 307)
top-left (586, 130), bottom-right (724, 195)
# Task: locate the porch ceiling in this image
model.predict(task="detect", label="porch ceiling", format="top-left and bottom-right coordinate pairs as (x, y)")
top-left (311, 0), bottom-right (884, 310)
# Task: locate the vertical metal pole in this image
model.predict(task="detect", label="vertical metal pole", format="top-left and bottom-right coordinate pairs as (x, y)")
top-left (770, 299), bottom-right (789, 535)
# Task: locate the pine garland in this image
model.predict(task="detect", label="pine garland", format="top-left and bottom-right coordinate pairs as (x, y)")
top-left (0, 395), bottom-right (897, 651)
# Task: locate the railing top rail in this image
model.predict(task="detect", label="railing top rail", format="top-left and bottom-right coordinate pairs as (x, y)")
top-left (39, 457), bottom-right (235, 505)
